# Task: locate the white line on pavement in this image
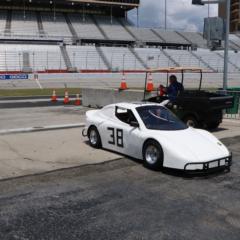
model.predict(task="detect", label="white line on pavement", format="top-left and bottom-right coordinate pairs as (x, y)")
top-left (0, 123), bottom-right (85, 135)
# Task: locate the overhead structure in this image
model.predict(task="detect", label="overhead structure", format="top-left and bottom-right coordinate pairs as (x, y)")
top-left (0, 0), bottom-right (140, 16)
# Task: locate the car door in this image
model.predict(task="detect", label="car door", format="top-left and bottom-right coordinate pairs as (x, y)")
top-left (100, 106), bottom-right (142, 158)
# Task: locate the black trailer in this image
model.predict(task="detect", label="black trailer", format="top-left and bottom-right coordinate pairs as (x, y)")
top-left (144, 67), bottom-right (234, 129)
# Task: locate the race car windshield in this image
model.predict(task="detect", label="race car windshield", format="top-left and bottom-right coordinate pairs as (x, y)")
top-left (136, 106), bottom-right (188, 131)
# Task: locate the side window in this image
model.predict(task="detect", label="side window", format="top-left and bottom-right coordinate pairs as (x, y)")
top-left (115, 107), bottom-right (137, 124)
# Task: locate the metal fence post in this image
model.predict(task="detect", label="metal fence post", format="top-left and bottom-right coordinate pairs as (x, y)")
top-left (33, 52), bottom-right (35, 72)
top-left (18, 52), bottom-right (21, 71)
top-left (59, 52), bottom-right (62, 70)
top-left (86, 51), bottom-right (88, 69)
top-left (46, 51), bottom-right (49, 71)
top-left (5, 50), bottom-right (7, 71)
top-left (73, 52), bottom-right (76, 68)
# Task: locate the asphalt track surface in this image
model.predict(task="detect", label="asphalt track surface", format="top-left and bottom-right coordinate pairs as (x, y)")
top-left (0, 96), bottom-right (78, 109)
top-left (0, 136), bottom-right (239, 240)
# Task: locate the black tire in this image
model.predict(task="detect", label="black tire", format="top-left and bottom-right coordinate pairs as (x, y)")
top-left (143, 140), bottom-right (164, 170)
top-left (183, 115), bottom-right (199, 128)
top-left (207, 121), bottom-right (220, 130)
top-left (88, 126), bottom-right (102, 149)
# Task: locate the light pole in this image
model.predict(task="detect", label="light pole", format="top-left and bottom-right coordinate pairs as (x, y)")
top-left (207, 2), bottom-right (211, 47)
top-left (223, 0), bottom-right (230, 90)
top-left (164, 0), bottom-right (167, 30)
top-left (137, 7), bottom-right (139, 28)
top-left (192, 0), bottom-right (230, 90)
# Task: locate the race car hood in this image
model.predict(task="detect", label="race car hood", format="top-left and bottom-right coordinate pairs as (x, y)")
top-left (148, 127), bottom-right (230, 168)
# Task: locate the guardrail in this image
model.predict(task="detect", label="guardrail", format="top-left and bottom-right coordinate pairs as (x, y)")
top-left (224, 90), bottom-right (240, 119)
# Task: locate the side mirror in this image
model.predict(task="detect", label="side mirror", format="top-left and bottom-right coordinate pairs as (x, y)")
top-left (130, 121), bottom-right (139, 128)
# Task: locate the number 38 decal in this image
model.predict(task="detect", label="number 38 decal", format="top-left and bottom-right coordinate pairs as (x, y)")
top-left (107, 127), bottom-right (124, 148)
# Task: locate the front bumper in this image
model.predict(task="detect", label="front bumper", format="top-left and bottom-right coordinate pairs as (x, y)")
top-left (184, 154), bottom-right (232, 174)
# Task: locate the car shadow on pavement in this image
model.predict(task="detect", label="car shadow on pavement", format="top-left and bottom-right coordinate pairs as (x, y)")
top-left (83, 140), bottom-right (231, 179)
top-left (161, 167), bottom-right (230, 179)
top-left (210, 127), bottom-right (228, 133)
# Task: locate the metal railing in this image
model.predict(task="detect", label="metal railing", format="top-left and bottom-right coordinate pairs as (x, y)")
top-left (0, 48), bottom-right (240, 73)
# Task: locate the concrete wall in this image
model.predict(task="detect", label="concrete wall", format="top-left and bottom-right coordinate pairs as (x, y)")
top-left (82, 88), bottom-right (153, 108)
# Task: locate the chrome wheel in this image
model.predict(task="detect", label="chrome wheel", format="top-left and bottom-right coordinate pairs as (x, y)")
top-left (145, 145), bottom-right (160, 165)
top-left (89, 129), bottom-right (97, 145)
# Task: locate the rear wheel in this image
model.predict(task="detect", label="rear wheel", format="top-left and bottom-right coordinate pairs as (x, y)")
top-left (183, 115), bottom-right (199, 128)
top-left (88, 126), bottom-right (102, 149)
top-left (143, 140), bottom-right (163, 170)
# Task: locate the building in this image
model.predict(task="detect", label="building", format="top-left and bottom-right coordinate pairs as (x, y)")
top-left (219, 0), bottom-right (240, 33)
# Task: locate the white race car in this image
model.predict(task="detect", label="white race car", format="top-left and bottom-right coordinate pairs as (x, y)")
top-left (82, 102), bottom-right (232, 173)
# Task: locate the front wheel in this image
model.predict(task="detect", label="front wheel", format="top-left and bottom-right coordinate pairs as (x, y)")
top-left (88, 126), bottom-right (102, 149)
top-left (143, 140), bottom-right (164, 170)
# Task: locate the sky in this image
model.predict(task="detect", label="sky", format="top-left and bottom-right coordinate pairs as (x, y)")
top-left (128, 0), bottom-right (218, 32)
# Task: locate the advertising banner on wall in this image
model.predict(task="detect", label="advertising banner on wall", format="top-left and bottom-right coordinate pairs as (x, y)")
top-left (0, 74), bottom-right (29, 80)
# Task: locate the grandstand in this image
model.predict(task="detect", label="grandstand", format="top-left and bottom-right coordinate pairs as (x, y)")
top-left (0, 0), bottom-right (240, 74)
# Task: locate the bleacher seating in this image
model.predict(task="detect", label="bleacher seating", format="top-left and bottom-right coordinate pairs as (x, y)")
top-left (41, 12), bottom-right (71, 37)
top-left (0, 9), bottom-right (240, 73)
top-left (0, 44), bottom-right (21, 71)
top-left (0, 44), bottom-right (65, 71)
top-left (27, 45), bottom-right (66, 71)
top-left (229, 34), bottom-right (240, 48)
top-left (0, 9), bottom-right (239, 52)
top-left (0, 10), bottom-right (6, 34)
top-left (216, 50), bottom-right (240, 71)
top-left (95, 15), bottom-right (134, 41)
top-left (67, 46), bottom-right (107, 70)
top-left (11, 11), bottom-right (39, 36)
top-left (119, 18), bottom-right (132, 27)
top-left (100, 47), bottom-right (144, 70)
top-left (127, 27), bottom-right (161, 42)
top-left (195, 49), bottom-right (238, 72)
top-left (180, 32), bottom-right (207, 48)
top-left (0, 43), bottom-right (240, 72)
top-left (164, 49), bottom-right (206, 68)
top-left (134, 48), bottom-right (174, 68)
top-left (68, 13), bottom-right (105, 40)
top-left (153, 30), bottom-right (189, 45)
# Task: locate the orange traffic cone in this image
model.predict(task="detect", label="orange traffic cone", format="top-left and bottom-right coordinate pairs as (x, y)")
top-left (75, 94), bottom-right (81, 106)
top-left (119, 73), bottom-right (128, 90)
top-left (51, 89), bottom-right (57, 102)
top-left (146, 73), bottom-right (154, 92)
top-left (63, 90), bottom-right (70, 104)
